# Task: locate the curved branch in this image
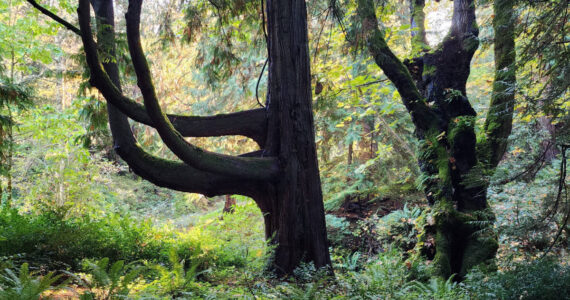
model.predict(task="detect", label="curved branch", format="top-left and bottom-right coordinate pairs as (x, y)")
top-left (428, 0), bottom-right (479, 95)
top-left (481, 0), bottom-right (516, 167)
top-left (111, 108), bottom-right (260, 196)
top-left (449, 0), bottom-right (479, 47)
top-left (74, 1), bottom-right (266, 145)
top-left (123, 0), bottom-right (276, 180)
top-left (170, 109), bottom-right (267, 146)
top-left (356, 0), bottom-right (440, 134)
top-left (77, 0), bottom-right (274, 181)
top-left (413, 0), bottom-right (479, 120)
top-left (409, 0), bottom-right (429, 54)
top-left (82, 0), bottom-right (260, 197)
top-left (405, 0), bottom-right (429, 94)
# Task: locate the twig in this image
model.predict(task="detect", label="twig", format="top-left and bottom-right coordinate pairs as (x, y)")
top-left (498, 141), bottom-right (554, 185)
top-left (332, 78), bottom-right (390, 97)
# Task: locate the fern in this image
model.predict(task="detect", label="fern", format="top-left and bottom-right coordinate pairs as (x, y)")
top-left (0, 263), bottom-right (66, 300)
top-left (69, 258), bottom-right (142, 300)
top-left (404, 275), bottom-right (462, 298)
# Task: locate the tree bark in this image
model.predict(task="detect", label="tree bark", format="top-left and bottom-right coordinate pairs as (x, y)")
top-left (252, 0), bottom-right (331, 275)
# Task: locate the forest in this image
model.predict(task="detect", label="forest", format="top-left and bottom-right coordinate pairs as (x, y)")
top-left (0, 0), bottom-right (568, 298)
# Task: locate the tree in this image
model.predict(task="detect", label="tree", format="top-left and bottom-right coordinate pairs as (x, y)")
top-left (28, 0), bottom-right (331, 275)
top-left (1, 0), bottom-right (55, 205)
top-left (355, 0), bottom-right (516, 278)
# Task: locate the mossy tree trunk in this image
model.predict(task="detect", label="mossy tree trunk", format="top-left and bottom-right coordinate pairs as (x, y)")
top-left (482, 0), bottom-right (517, 168)
top-left (357, 0), bottom-right (516, 279)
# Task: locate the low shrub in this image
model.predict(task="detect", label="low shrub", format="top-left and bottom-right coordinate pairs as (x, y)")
top-left (0, 198), bottom-right (267, 276)
top-left (464, 258), bottom-right (570, 300)
top-left (376, 204), bottom-right (423, 252)
top-left (0, 207), bottom-right (164, 269)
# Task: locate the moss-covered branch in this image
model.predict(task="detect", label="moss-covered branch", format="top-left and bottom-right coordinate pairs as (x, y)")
top-left (356, 0), bottom-right (440, 134)
top-left (26, 0), bottom-right (82, 36)
top-left (78, 0), bottom-right (277, 180)
top-left (481, 0), bottom-right (516, 168)
top-left (123, 0), bottom-right (277, 180)
top-left (356, 0), bottom-right (497, 280)
top-left (84, 0), bottom-right (260, 197)
top-left (74, 0), bottom-right (266, 145)
top-left (410, 0), bottom-right (429, 54)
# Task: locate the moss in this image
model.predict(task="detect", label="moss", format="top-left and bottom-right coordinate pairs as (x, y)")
top-left (422, 64), bottom-right (436, 78)
top-left (410, 0), bottom-right (428, 54)
top-left (447, 116), bottom-right (475, 147)
top-left (432, 205), bottom-right (498, 278)
top-left (432, 229), bottom-right (452, 278)
top-left (462, 20), bottom-right (480, 53)
top-left (429, 201), bottom-right (454, 277)
top-left (460, 232), bottom-right (498, 276)
top-left (416, 128), bottom-right (456, 205)
top-left (370, 30), bottom-right (389, 53)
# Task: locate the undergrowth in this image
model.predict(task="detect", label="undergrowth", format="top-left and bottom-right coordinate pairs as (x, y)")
top-left (2, 199), bottom-right (568, 299)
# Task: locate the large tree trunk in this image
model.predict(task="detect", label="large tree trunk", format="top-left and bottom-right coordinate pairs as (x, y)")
top-left (413, 0), bottom-right (500, 278)
top-left (251, 0), bottom-right (331, 275)
top-left (74, 0), bottom-right (331, 276)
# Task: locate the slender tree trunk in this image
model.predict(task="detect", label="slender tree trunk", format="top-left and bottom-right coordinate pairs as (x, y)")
top-left (357, 117), bottom-right (375, 162)
top-left (223, 195), bottom-right (236, 214)
top-left (347, 142), bottom-right (353, 167)
top-left (6, 58), bottom-right (14, 205)
top-left (320, 127), bottom-right (331, 163)
top-left (0, 110), bottom-right (4, 206)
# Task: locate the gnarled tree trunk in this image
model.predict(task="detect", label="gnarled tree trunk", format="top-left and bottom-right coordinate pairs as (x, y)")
top-left (357, 0), bottom-right (516, 278)
top-left (68, 0), bottom-right (331, 276)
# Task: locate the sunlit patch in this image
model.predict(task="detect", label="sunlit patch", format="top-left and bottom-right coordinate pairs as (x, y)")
top-left (425, 0), bottom-right (453, 46)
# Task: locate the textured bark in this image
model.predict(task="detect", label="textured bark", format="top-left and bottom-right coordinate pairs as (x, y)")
top-left (79, 1), bottom-right (278, 181)
top-left (410, 0), bottom-right (429, 54)
top-left (124, 0), bottom-right (278, 180)
top-left (170, 109), bottom-right (267, 147)
top-left (254, 0), bottom-right (331, 274)
top-left (30, 0), bottom-right (265, 145)
top-left (357, 0), bottom-right (440, 135)
top-left (81, 0), bottom-right (258, 197)
top-left (357, 118), bottom-right (376, 162)
top-left (223, 195), bottom-right (236, 214)
top-left (73, 0), bottom-right (331, 275)
top-left (347, 142), bottom-right (354, 166)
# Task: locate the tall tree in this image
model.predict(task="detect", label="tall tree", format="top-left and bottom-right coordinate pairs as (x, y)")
top-left (0, 0), bottom-right (47, 205)
top-left (29, 0), bottom-right (331, 274)
top-left (355, 0), bottom-right (516, 278)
